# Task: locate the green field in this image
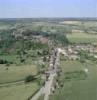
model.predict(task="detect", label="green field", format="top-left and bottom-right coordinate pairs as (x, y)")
top-left (67, 33), bottom-right (97, 43)
top-left (0, 64), bottom-right (37, 84)
top-left (50, 61), bottom-right (97, 100)
top-left (0, 82), bottom-right (39, 100)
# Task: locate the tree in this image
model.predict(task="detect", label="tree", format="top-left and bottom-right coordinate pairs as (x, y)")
top-left (43, 56), bottom-right (47, 62)
top-left (25, 75), bottom-right (36, 83)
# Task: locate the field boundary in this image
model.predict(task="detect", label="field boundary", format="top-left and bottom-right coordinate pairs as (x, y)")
top-left (27, 88), bottom-right (41, 100)
top-left (0, 79), bottom-right (24, 87)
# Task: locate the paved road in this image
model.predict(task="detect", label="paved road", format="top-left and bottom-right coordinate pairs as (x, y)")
top-left (44, 48), bottom-right (61, 100)
top-left (44, 73), bottom-right (56, 100)
top-left (31, 48), bottom-right (61, 100)
top-left (31, 87), bottom-right (44, 100)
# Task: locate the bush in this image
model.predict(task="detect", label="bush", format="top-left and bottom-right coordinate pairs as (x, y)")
top-left (5, 63), bottom-right (10, 66)
top-left (25, 75), bottom-right (36, 83)
top-left (0, 59), bottom-right (8, 64)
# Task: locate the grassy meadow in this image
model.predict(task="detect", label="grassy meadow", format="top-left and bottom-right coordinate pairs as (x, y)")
top-left (0, 82), bottom-right (39, 100)
top-left (50, 60), bottom-right (97, 100)
top-left (0, 63), bottom-right (40, 100)
top-left (0, 64), bottom-right (38, 84)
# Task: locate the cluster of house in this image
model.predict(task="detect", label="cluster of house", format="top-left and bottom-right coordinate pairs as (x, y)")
top-left (61, 44), bottom-right (97, 60)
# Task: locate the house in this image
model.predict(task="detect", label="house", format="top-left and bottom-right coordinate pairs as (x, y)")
top-left (94, 55), bottom-right (97, 59)
top-left (68, 55), bottom-right (80, 60)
